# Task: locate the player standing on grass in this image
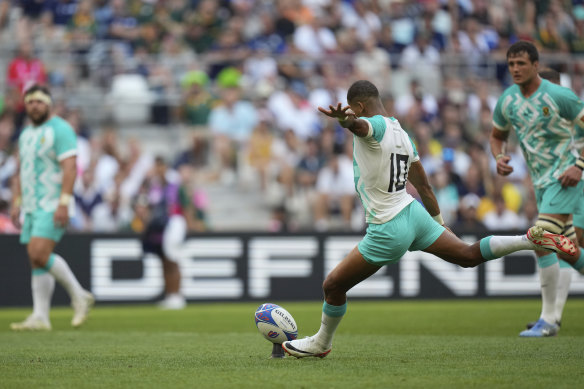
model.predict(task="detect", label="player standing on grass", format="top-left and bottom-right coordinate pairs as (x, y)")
top-left (491, 42), bottom-right (584, 337)
top-left (282, 80), bottom-right (578, 358)
top-left (523, 67), bottom-right (580, 332)
top-left (10, 85), bottom-right (94, 331)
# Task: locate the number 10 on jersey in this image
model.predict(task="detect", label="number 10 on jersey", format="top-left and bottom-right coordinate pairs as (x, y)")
top-left (388, 153), bottom-right (409, 192)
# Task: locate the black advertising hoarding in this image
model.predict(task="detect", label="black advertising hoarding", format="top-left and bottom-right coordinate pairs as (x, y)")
top-left (2, 232), bottom-right (584, 307)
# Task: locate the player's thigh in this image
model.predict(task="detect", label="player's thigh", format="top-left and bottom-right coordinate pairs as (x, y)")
top-left (357, 217), bottom-right (414, 266)
top-left (324, 246), bottom-right (382, 293)
top-left (408, 201), bottom-right (446, 252)
top-left (423, 229), bottom-right (480, 267)
top-left (27, 237), bottom-right (57, 266)
top-left (30, 211), bottom-right (66, 242)
top-left (536, 181), bottom-right (584, 216)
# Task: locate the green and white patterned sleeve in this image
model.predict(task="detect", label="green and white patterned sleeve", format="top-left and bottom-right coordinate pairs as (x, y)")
top-left (492, 95), bottom-right (511, 131)
top-left (554, 85), bottom-right (584, 123)
top-left (54, 119), bottom-right (77, 161)
top-left (361, 115), bottom-right (387, 142)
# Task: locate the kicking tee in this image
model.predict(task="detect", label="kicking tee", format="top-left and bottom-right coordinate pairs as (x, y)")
top-left (493, 79), bottom-right (584, 189)
top-left (353, 115), bottom-right (418, 224)
top-left (19, 116), bottom-right (77, 213)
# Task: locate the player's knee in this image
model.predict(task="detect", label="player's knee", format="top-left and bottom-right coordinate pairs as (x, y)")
top-left (28, 251), bottom-right (49, 268)
top-left (27, 246), bottom-right (51, 268)
top-left (322, 275), bottom-right (343, 296)
top-left (457, 247), bottom-right (483, 268)
top-left (536, 216), bottom-right (564, 234)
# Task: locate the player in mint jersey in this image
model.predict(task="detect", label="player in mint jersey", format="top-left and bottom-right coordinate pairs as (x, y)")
top-left (491, 42), bottom-right (584, 337)
top-left (524, 67), bottom-right (582, 332)
top-left (9, 85), bottom-right (94, 331)
top-left (282, 80), bottom-right (576, 358)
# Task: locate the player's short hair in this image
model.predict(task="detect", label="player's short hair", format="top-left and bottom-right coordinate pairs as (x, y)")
top-left (539, 67), bottom-right (560, 84)
top-left (24, 84), bottom-right (51, 98)
top-left (506, 41), bottom-right (539, 63)
top-left (347, 80), bottom-right (379, 104)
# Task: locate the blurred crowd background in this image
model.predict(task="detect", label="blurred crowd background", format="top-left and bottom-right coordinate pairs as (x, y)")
top-left (0, 0), bottom-right (583, 234)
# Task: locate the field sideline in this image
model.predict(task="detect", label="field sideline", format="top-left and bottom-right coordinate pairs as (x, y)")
top-left (1, 299), bottom-right (584, 389)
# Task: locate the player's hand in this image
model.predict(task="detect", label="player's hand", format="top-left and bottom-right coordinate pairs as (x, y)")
top-left (496, 155), bottom-right (514, 176)
top-left (318, 103), bottom-right (354, 120)
top-left (53, 205), bottom-right (69, 228)
top-left (558, 166), bottom-right (582, 188)
top-left (10, 206), bottom-right (21, 229)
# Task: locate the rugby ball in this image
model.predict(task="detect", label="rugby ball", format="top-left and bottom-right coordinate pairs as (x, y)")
top-left (254, 303), bottom-right (298, 344)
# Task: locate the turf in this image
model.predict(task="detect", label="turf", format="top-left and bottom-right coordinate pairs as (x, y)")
top-left (1, 299), bottom-right (583, 389)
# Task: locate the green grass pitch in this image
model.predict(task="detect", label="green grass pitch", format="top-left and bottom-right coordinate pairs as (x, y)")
top-left (1, 299), bottom-right (584, 389)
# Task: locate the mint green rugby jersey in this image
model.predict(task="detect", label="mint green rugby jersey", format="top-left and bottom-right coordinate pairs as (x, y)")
top-left (18, 116), bottom-right (77, 212)
top-left (353, 115), bottom-right (419, 224)
top-left (493, 79), bottom-right (584, 189)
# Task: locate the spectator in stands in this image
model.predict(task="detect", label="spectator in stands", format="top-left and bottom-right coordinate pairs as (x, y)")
top-left (90, 168), bottom-right (133, 232)
top-left (0, 113), bottom-right (16, 201)
top-left (394, 79), bottom-right (438, 124)
top-left (73, 165), bottom-right (103, 231)
top-left (6, 40), bottom-right (47, 128)
top-left (245, 118), bottom-right (276, 193)
top-left (93, 127), bottom-right (121, 193)
top-left (451, 193), bottom-right (487, 236)
top-left (293, 15), bottom-right (338, 57)
top-left (313, 143), bottom-right (355, 232)
top-left (43, 0), bottom-right (78, 37)
top-left (174, 133), bottom-right (211, 170)
top-left (354, 37), bottom-right (392, 92)
top-left (208, 83), bottom-right (258, 184)
top-left (430, 168), bottom-right (459, 225)
top-left (535, 11), bottom-right (569, 53)
top-left (296, 137), bottom-right (325, 194)
top-left (482, 194), bottom-right (523, 231)
top-left (268, 81), bottom-right (319, 141)
top-left (399, 31), bottom-right (441, 73)
top-left (184, 0), bottom-right (223, 54)
top-left (180, 70), bottom-right (215, 126)
top-left (510, 0), bottom-right (536, 41)
top-left (271, 128), bottom-right (302, 200)
top-left (67, 0), bottom-right (96, 80)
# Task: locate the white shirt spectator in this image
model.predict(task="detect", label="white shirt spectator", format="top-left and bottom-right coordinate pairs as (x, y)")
top-left (316, 155), bottom-right (355, 198)
top-left (293, 23), bottom-right (337, 57)
top-left (267, 89), bottom-right (319, 140)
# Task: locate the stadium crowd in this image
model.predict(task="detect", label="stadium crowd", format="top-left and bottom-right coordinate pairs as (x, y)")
top-left (0, 0), bottom-right (584, 233)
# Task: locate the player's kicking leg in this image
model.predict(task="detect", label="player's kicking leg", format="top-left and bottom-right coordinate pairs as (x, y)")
top-left (426, 225), bottom-right (575, 338)
top-left (283, 246), bottom-right (380, 358)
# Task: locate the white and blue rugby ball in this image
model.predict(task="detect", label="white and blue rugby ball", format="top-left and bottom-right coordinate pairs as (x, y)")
top-left (254, 303), bottom-right (298, 344)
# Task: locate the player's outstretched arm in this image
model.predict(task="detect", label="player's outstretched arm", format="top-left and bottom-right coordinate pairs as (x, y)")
top-left (408, 161), bottom-right (443, 225)
top-left (318, 103), bottom-right (370, 137)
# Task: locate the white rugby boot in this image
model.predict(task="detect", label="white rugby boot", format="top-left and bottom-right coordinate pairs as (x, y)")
top-left (282, 335), bottom-right (331, 358)
top-left (158, 294), bottom-right (186, 310)
top-left (527, 226), bottom-right (576, 256)
top-left (10, 315), bottom-right (51, 331)
top-left (72, 291), bottom-right (95, 328)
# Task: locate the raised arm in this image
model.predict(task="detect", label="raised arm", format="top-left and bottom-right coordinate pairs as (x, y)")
top-left (318, 103), bottom-right (370, 137)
